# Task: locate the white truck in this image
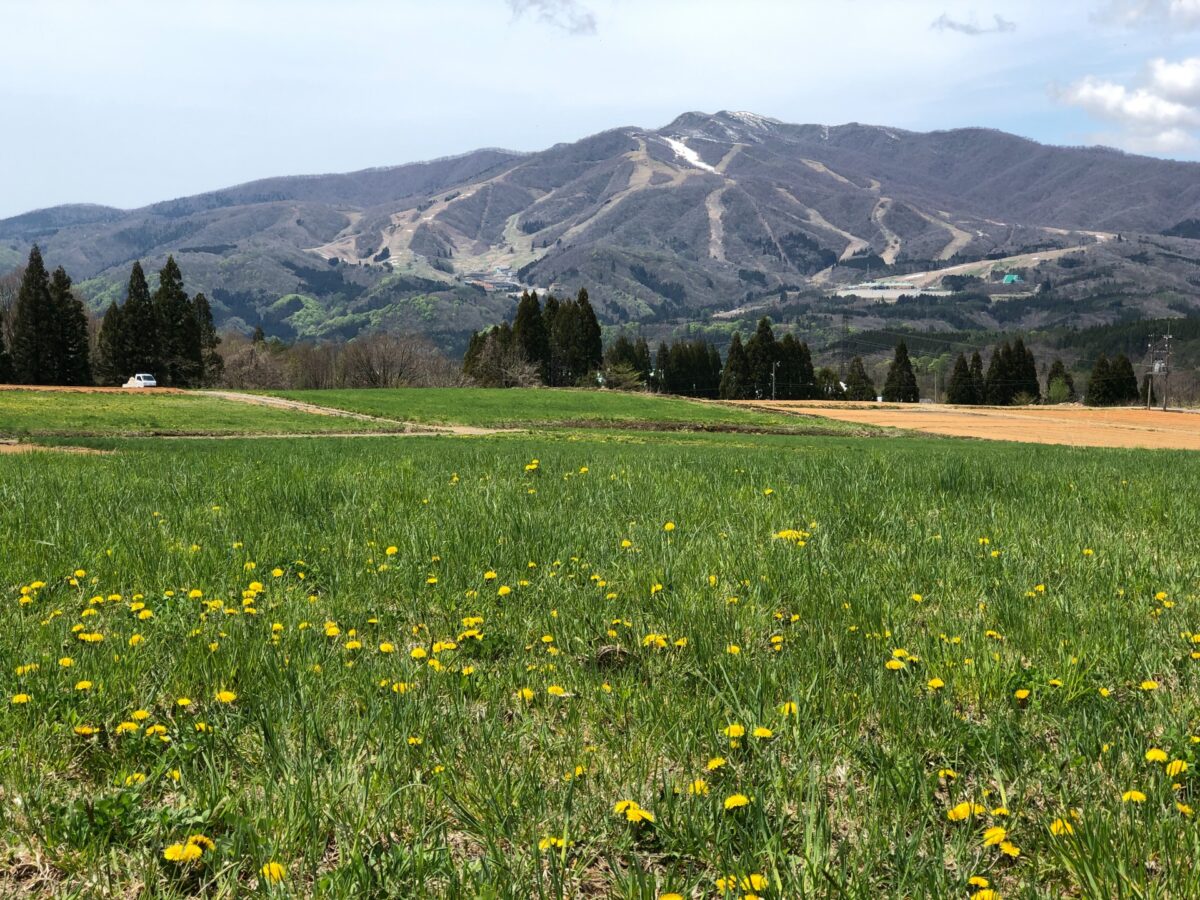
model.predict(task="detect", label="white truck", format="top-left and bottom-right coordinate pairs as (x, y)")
top-left (123, 373), bottom-right (158, 388)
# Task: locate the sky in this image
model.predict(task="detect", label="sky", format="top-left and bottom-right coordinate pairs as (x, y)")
top-left (1, 0), bottom-right (1198, 218)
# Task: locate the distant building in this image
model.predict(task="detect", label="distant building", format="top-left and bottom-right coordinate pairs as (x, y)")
top-left (1002, 273), bottom-right (1024, 285)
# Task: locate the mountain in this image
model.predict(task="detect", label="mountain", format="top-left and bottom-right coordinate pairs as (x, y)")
top-left (3, 111), bottom-right (1199, 350)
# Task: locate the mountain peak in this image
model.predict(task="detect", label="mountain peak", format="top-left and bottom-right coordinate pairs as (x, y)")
top-left (660, 109), bottom-right (782, 144)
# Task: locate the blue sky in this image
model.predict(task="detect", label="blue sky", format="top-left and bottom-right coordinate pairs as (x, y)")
top-left (1, 0), bottom-right (1198, 218)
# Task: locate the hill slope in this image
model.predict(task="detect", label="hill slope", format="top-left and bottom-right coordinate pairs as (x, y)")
top-left (2, 111), bottom-right (1199, 349)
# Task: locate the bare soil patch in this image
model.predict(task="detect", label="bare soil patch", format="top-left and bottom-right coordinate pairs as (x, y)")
top-left (0, 441), bottom-right (110, 455)
top-left (734, 401), bottom-right (1200, 451)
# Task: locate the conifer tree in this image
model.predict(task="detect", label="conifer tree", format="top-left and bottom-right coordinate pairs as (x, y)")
top-left (1011, 337), bottom-right (1039, 402)
top-left (984, 343), bottom-right (1009, 405)
top-left (1045, 359), bottom-right (1076, 403)
top-left (632, 336), bottom-right (651, 382)
top-left (1111, 354), bottom-right (1139, 404)
top-left (652, 341), bottom-right (670, 392)
top-left (49, 266), bottom-right (92, 385)
top-left (121, 262), bottom-right (160, 377)
top-left (94, 302), bottom-right (125, 385)
top-left (1086, 354), bottom-right (1113, 406)
top-left (10, 246), bottom-right (57, 384)
top-left (881, 341), bottom-right (919, 402)
top-left (576, 288), bottom-right (603, 375)
top-left (945, 353), bottom-right (976, 404)
top-left (0, 312), bottom-right (13, 383)
top-left (969, 350), bottom-right (985, 403)
top-left (154, 256), bottom-right (201, 386)
top-left (719, 333), bottom-right (751, 399)
top-left (512, 291), bottom-right (549, 382)
top-left (193, 293), bottom-right (223, 386)
top-left (844, 356), bottom-right (876, 401)
top-left (744, 317), bottom-right (778, 398)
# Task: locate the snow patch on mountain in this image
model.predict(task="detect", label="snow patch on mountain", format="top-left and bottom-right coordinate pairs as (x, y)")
top-left (663, 137), bottom-right (718, 174)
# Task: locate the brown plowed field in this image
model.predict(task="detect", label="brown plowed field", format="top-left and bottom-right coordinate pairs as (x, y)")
top-left (736, 401), bottom-right (1200, 450)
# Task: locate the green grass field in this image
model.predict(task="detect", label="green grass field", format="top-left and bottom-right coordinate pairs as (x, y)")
top-left (0, 391), bottom-right (391, 438)
top-left (2, 412), bottom-right (1199, 897)
top-left (272, 387), bottom-right (864, 433)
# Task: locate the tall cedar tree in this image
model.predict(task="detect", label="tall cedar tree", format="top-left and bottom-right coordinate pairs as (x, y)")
top-left (776, 333), bottom-right (815, 399)
top-left (844, 356), bottom-right (876, 401)
top-left (0, 313), bottom-right (12, 382)
top-left (744, 317), bottom-right (778, 398)
top-left (512, 291), bottom-right (550, 382)
top-left (663, 339), bottom-right (721, 396)
top-left (121, 262), bottom-right (160, 376)
top-left (1011, 337), bottom-right (1040, 401)
top-left (945, 353), bottom-right (977, 404)
top-left (153, 256), bottom-right (201, 386)
top-left (632, 336), bottom-right (652, 382)
top-left (1045, 359), bottom-right (1076, 402)
top-left (49, 267), bottom-right (92, 385)
top-left (604, 334), bottom-right (638, 371)
top-left (94, 302), bottom-right (125, 385)
top-left (576, 289), bottom-right (603, 375)
top-left (969, 351), bottom-right (985, 402)
top-left (719, 333), bottom-right (751, 399)
top-left (194, 293), bottom-right (223, 385)
top-left (10, 246), bottom-right (58, 384)
top-left (984, 343), bottom-right (1009, 405)
top-left (1111, 354), bottom-right (1140, 404)
top-left (1086, 354), bottom-right (1113, 406)
top-left (653, 341), bottom-right (670, 392)
top-left (882, 341), bottom-right (920, 402)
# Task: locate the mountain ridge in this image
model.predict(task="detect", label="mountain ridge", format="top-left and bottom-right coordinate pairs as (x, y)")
top-left (2, 111), bottom-right (1198, 349)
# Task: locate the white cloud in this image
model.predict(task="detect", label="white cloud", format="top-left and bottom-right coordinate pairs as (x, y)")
top-left (1150, 57), bottom-right (1200, 103)
top-left (506, 0), bottom-right (597, 34)
top-left (1058, 56), bottom-right (1200, 156)
top-left (1060, 76), bottom-right (1200, 127)
top-left (1094, 0), bottom-right (1200, 28)
top-left (930, 12), bottom-right (1017, 34)
top-left (1088, 127), bottom-right (1200, 154)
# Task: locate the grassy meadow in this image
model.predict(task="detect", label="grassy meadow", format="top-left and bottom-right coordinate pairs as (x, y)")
top-left (271, 387), bottom-right (862, 433)
top-left (0, 391), bottom-right (392, 439)
top-left (1, 401), bottom-right (1199, 897)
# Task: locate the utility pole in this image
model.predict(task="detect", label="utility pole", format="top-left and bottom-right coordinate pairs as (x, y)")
top-left (1146, 329), bottom-right (1173, 411)
top-left (771, 360), bottom-right (779, 401)
top-left (1163, 328), bottom-right (1172, 411)
top-left (1146, 333), bottom-right (1155, 411)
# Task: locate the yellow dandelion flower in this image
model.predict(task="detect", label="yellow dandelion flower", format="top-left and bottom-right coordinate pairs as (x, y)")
top-left (1122, 790), bottom-right (1147, 803)
top-left (1050, 818), bottom-right (1074, 835)
top-left (982, 826), bottom-right (1007, 846)
top-left (723, 793), bottom-right (751, 811)
top-left (163, 842), bottom-right (202, 863)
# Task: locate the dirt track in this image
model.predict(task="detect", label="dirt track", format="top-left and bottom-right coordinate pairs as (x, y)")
top-left (737, 401), bottom-right (1200, 451)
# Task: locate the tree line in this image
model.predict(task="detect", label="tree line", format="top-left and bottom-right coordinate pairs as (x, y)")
top-left (462, 289), bottom-right (603, 387)
top-left (0, 246), bottom-right (221, 387)
top-left (943, 338), bottom-right (1143, 406)
top-left (94, 256), bottom-right (222, 386)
